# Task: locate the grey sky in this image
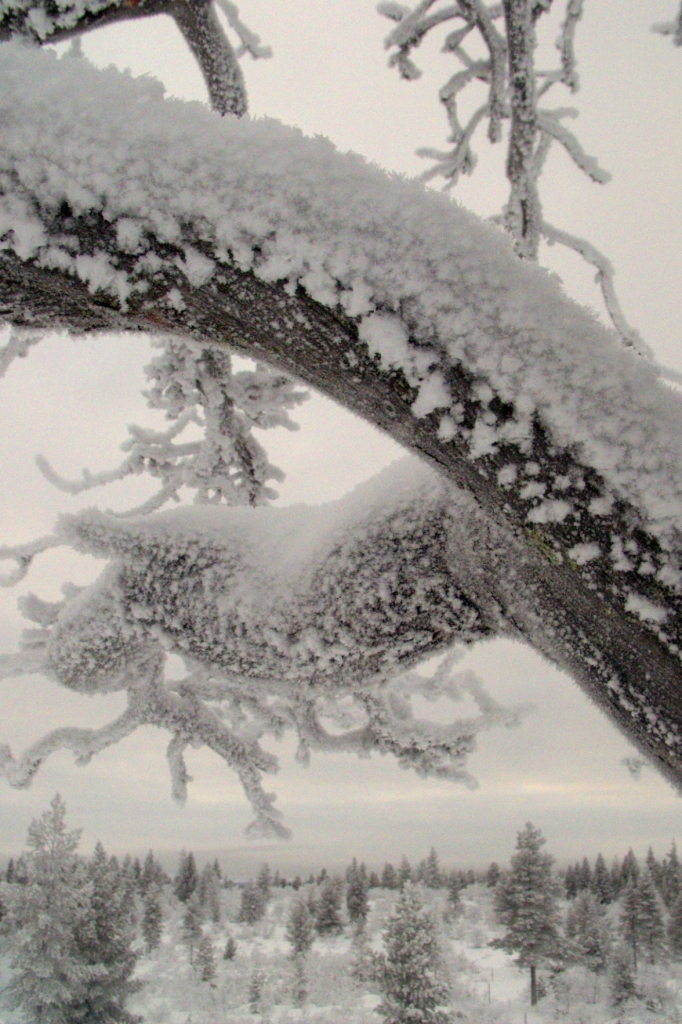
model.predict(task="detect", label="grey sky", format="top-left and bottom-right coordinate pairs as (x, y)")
top-left (0, 0), bottom-right (681, 875)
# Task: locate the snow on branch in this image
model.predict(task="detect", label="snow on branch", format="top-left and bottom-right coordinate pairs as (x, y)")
top-left (36, 336), bottom-right (306, 513)
top-left (378, 0), bottom-right (646, 347)
top-left (0, 459), bottom-right (530, 836)
top-left (2, 44), bottom-right (682, 790)
top-left (0, 0), bottom-right (270, 117)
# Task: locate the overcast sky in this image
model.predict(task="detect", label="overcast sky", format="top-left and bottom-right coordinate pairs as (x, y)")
top-left (0, 0), bottom-right (681, 876)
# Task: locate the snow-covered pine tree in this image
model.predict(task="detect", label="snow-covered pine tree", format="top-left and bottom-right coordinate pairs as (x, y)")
top-left (381, 863), bottom-right (398, 890)
top-left (592, 853), bottom-right (612, 904)
top-left (620, 871), bottom-right (666, 971)
top-left (667, 892), bottom-right (682, 957)
top-left (223, 933), bottom-right (237, 960)
top-left (621, 849), bottom-right (641, 888)
top-left (286, 894), bottom-right (315, 959)
top-left (662, 842), bottom-right (682, 908)
top-left (195, 933), bottom-right (216, 983)
top-left (286, 893), bottom-right (315, 1006)
top-left (141, 886), bottom-right (163, 954)
top-left (346, 858), bottom-right (369, 929)
top-left (397, 857), bottom-right (412, 888)
top-left (174, 851), bottom-right (198, 904)
top-left (2, 795), bottom-right (102, 1024)
top-left (139, 850), bottom-right (166, 898)
top-left (565, 889), bottom-right (611, 974)
top-left (198, 861), bottom-right (221, 923)
top-left (255, 862), bottom-right (271, 912)
top-left (420, 848), bottom-right (442, 889)
top-left (181, 891), bottom-right (203, 965)
top-left (238, 879), bottom-right (266, 925)
top-left (314, 876), bottom-right (344, 935)
top-left (447, 874), bottom-right (464, 919)
top-left (70, 841), bottom-right (140, 1024)
top-left (485, 862), bottom-right (500, 888)
top-left (377, 883), bottom-right (450, 1024)
top-left (610, 943), bottom-right (638, 1007)
top-left (248, 961), bottom-right (265, 1014)
top-left (492, 822), bottom-right (563, 1006)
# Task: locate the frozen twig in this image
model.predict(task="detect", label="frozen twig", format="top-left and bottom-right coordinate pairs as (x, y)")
top-left (214, 0), bottom-right (272, 59)
top-left (0, 326), bottom-right (44, 378)
top-left (0, 709), bottom-right (140, 788)
top-left (541, 222), bottom-right (654, 358)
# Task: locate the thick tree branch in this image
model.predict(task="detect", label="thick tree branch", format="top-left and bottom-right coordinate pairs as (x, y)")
top-left (2, 46), bottom-right (682, 793)
top-left (0, 0), bottom-right (249, 115)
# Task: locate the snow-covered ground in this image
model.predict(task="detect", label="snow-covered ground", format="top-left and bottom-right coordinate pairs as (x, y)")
top-left (2, 881), bottom-right (682, 1023)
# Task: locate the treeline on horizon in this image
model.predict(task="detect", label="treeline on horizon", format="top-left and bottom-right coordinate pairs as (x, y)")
top-left (3, 836), bottom-right (681, 904)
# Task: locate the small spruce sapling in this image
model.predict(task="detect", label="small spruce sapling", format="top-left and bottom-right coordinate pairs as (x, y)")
top-left (195, 934), bottom-right (216, 984)
top-left (377, 883), bottom-right (450, 1024)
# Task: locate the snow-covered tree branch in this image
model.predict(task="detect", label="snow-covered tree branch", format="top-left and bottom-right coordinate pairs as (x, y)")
top-left (380, 0), bottom-right (677, 355)
top-left (1, 40), bottom-right (682, 825)
top-left (0, 0), bottom-right (271, 115)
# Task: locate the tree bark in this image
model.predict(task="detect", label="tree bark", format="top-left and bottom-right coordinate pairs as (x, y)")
top-left (3, 235), bottom-right (682, 789)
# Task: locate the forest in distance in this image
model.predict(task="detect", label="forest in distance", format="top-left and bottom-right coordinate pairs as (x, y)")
top-left (3, 797), bottom-right (682, 1023)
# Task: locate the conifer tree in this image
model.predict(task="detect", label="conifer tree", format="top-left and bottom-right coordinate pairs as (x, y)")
top-left (620, 872), bottom-right (665, 970)
top-left (421, 848), bottom-right (442, 889)
top-left (565, 890), bottom-right (611, 973)
top-left (71, 841), bottom-right (140, 1023)
top-left (662, 841), bottom-right (682, 908)
top-left (2, 795), bottom-right (126, 1024)
top-left (139, 851), bottom-right (157, 898)
top-left (621, 849), bottom-right (640, 888)
top-left (198, 861), bottom-right (221, 923)
top-left (381, 862), bottom-right (398, 890)
top-left (5, 857), bottom-right (14, 883)
top-left (610, 943), bottom-right (638, 1006)
top-left (447, 874), bottom-right (464, 919)
top-left (174, 851), bottom-right (198, 904)
top-left (592, 853), bottom-right (612, 904)
top-left (492, 822), bottom-right (563, 1006)
top-left (182, 891), bottom-right (203, 964)
top-left (223, 933), bottom-right (238, 960)
top-left (315, 876), bottom-right (344, 935)
top-left (141, 886), bottom-right (163, 954)
top-left (668, 891), bottom-right (682, 958)
top-left (397, 856), bottom-right (412, 888)
top-left (377, 883), bottom-right (450, 1024)
top-left (238, 879), bottom-right (266, 925)
top-left (486, 862), bottom-right (500, 888)
top-left (256, 862), bottom-right (272, 902)
top-left (248, 962), bottom-right (265, 1014)
top-left (346, 858), bottom-right (369, 929)
top-left (564, 863), bottom-right (578, 899)
top-left (286, 894), bottom-right (315, 1006)
top-left (195, 933), bottom-right (216, 983)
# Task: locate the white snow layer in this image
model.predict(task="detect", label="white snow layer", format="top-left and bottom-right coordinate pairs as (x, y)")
top-left (1, 44), bottom-right (682, 549)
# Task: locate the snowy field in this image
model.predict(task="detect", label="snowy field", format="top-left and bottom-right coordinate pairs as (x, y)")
top-left (3, 880), bottom-right (681, 1024)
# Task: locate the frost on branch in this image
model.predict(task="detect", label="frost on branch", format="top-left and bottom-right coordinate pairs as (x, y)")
top-left (37, 336), bottom-right (307, 514)
top-left (0, 0), bottom-right (271, 117)
top-left (378, 0), bottom-right (647, 352)
top-left (0, 460), bottom-right (527, 837)
top-left (2, 45), bottom-right (682, 788)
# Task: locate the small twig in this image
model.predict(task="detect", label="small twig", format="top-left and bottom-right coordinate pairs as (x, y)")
top-left (541, 221), bottom-right (653, 358)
